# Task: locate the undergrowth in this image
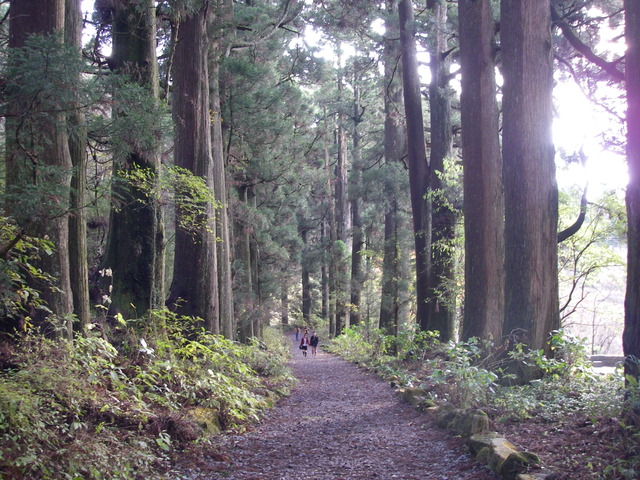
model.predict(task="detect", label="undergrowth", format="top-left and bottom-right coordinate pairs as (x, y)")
top-left (327, 325), bottom-right (639, 479)
top-left (0, 312), bottom-right (294, 480)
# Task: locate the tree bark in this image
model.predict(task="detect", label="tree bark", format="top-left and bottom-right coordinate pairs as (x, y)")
top-left (459, 0), bottom-right (504, 342)
top-left (168, 6), bottom-right (220, 333)
top-left (103, 0), bottom-right (164, 320)
top-left (335, 86), bottom-right (350, 334)
top-left (501, 0), bottom-right (559, 351)
top-left (7, 0), bottom-right (74, 337)
top-left (300, 221), bottom-right (312, 324)
top-left (234, 183), bottom-right (256, 341)
top-left (398, 0), bottom-right (431, 331)
top-left (624, 0), bottom-right (640, 377)
top-left (427, 0), bottom-right (456, 341)
top-left (211, 62), bottom-right (235, 339)
top-left (379, 0), bottom-right (405, 337)
top-left (66, 0), bottom-right (91, 332)
top-left (349, 81), bottom-right (364, 327)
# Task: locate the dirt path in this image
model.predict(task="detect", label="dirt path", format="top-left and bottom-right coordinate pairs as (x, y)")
top-left (194, 335), bottom-right (500, 480)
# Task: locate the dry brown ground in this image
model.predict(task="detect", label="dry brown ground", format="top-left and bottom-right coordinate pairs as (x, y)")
top-left (175, 335), bottom-right (501, 480)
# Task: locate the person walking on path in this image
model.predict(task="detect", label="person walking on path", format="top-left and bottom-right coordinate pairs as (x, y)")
top-left (299, 333), bottom-right (310, 357)
top-left (295, 327), bottom-right (300, 341)
top-left (309, 331), bottom-right (319, 357)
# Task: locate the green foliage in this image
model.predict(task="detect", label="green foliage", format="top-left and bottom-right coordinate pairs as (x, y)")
top-left (428, 337), bottom-right (499, 408)
top-left (508, 329), bottom-right (593, 378)
top-left (326, 325), bottom-right (392, 363)
top-left (0, 313), bottom-right (294, 479)
top-left (119, 165), bottom-right (219, 234)
top-left (0, 217), bottom-right (58, 327)
top-left (331, 325), bottom-right (627, 426)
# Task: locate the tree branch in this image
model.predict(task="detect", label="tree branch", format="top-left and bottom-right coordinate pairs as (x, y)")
top-left (551, 3), bottom-right (624, 83)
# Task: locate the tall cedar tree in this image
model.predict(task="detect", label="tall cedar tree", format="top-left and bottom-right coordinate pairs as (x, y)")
top-left (7, 0), bottom-right (74, 337)
top-left (399, 0), bottom-right (431, 331)
top-left (501, 0), bottom-right (560, 351)
top-left (210, 0), bottom-right (235, 339)
top-left (66, 0), bottom-right (91, 331)
top-left (427, 0), bottom-right (456, 341)
top-left (349, 77), bottom-right (364, 327)
top-left (169, 5), bottom-right (220, 334)
top-left (459, 0), bottom-right (504, 342)
top-left (101, 0), bottom-right (165, 319)
top-left (624, 0), bottom-right (640, 377)
top-left (379, 0), bottom-right (406, 337)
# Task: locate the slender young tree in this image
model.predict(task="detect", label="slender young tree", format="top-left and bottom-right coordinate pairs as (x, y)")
top-left (459, 0), bottom-right (504, 342)
top-left (399, 0), bottom-right (431, 331)
top-left (501, 0), bottom-right (559, 351)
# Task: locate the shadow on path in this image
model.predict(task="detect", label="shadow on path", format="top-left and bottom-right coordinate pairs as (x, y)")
top-left (199, 334), bottom-right (500, 480)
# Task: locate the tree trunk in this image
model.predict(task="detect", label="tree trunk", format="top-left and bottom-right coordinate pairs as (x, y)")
top-left (7, 0), bottom-right (74, 337)
top-left (300, 222), bottom-right (312, 324)
top-left (398, 0), bottom-right (431, 331)
top-left (427, 0), bottom-right (456, 341)
top-left (335, 108), bottom-right (350, 334)
top-left (379, 0), bottom-right (405, 337)
top-left (324, 132), bottom-right (337, 336)
top-left (501, 0), bottom-right (559, 351)
top-left (103, 0), bottom-right (164, 321)
top-left (211, 62), bottom-right (235, 339)
top-left (349, 82), bottom-right (364, 327)
top-left (281, 280), bottom-right (289, 326)
top-left (168, 7), bottom-right (220, 333)
top-left (321, 217), bottom-right (330, 321)
top-left (624, 0), bottom-right (640, 377)
top-left (66, 0), bottom-right (91, 332)
top-left (459, 0), bottom-right (504, 342)
top-left (234, 183), bottom-right (255, 342)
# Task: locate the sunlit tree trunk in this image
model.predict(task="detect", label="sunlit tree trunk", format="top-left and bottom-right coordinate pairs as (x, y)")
top-left (624, 0), bottom-right (640, 378)
top-left (399, 0), bottom-right (431, 331)
top-left (459, 0), bottom-right (504, 342)
top-left (427, 0), bottom-right (455, 341)
top-left (501, 0), bottom-right (559, 351)
top-left (169, 6), bottom-right (220, 333)
top-left (7, 0), bottom-right (74, 337)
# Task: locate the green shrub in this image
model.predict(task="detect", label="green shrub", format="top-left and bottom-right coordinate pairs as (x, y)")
top-left (0, 312), bottom-right (294, 479)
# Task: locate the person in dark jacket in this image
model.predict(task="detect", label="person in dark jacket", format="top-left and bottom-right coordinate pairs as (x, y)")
top-left (309, 331), bottom-right (319, 358)
top-left (299, 333), bottom-right (310, 357)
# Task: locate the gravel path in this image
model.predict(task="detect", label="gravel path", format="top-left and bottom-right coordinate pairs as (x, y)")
top-left (198, 334), bottom-right (500, 480)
